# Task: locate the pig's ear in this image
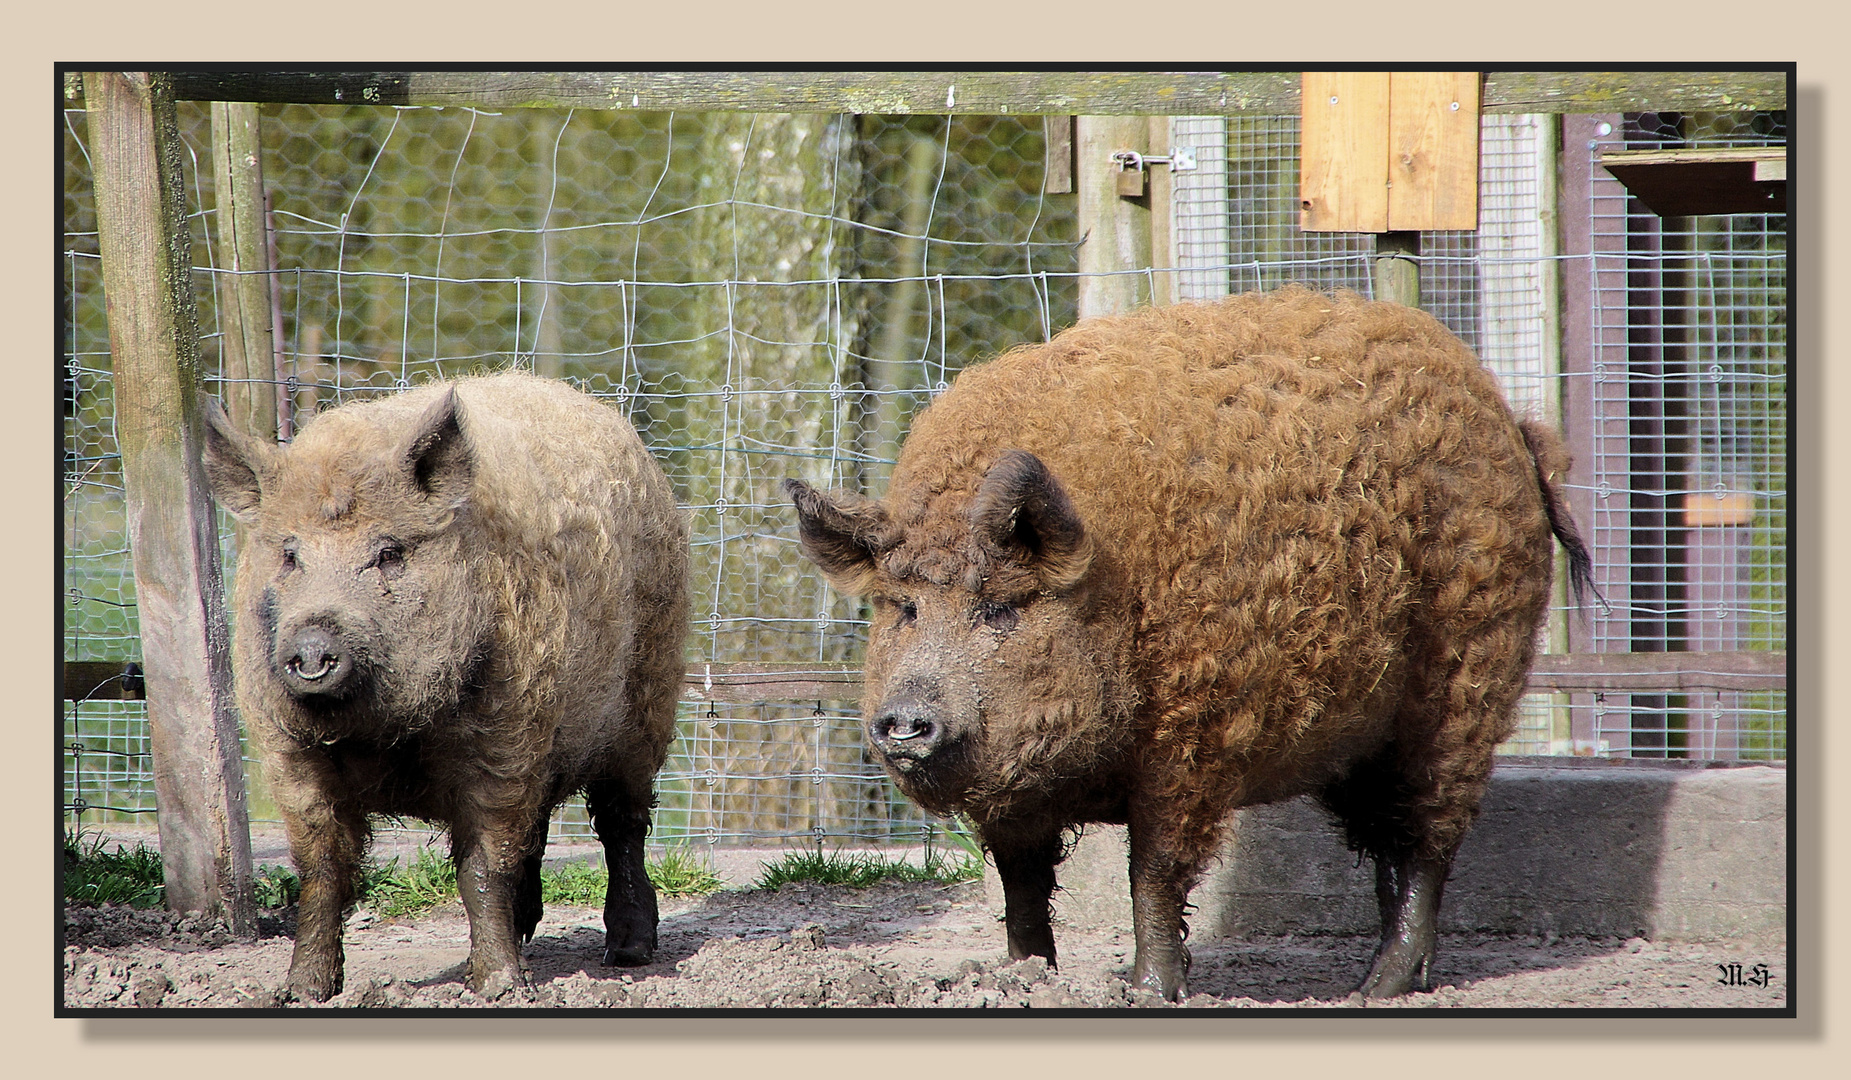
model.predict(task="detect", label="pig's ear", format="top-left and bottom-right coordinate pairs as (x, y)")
top-left (200, 396), bottom-right (275, 522)
top-left (783, 478), bottom-right (891, 596)
top-left (970, 450), bottom-right (1093, 592)
top-left (402, 386), bottom-right (473, 507)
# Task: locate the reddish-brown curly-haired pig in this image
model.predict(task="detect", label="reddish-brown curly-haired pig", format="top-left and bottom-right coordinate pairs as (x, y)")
top-left (786, 286), bottom-right (1590, 1001)
top-left (204, 370), bottom-right (689, 1001)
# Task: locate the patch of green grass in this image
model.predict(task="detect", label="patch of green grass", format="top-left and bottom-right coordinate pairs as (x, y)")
top-left (358, 845), bottom-right (458, 918)
top-left (64, 829), bottom-right (728, 919)
top-left (63, 830), bottom-right (164, 908)
top-left (646, 846), bottom-right (725, 897)
top-left (540, 861), bottom-right (607, 906)
top-left (347, 844), bottom-right (727, 915)
top-left (538, 848), bottom-right (725, 903)
top-left (253, 864), bottom-right (301, 909)
top-left (938, 818), bottom-right (984, 863)
top-left (753, 845), bottom-right (982, 891)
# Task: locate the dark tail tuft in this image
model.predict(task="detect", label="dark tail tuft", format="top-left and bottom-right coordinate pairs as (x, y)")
top-left (1519, 421), bottom-right (1606, 617)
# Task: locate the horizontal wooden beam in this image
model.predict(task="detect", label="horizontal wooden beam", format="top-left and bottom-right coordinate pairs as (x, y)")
top-left (1526, 650), bottom-right (1787, 693)
top-left (63, 70), bottom-right (1788, 117)
top-left (65, 652), bottom-right (1786, 704)
top-left (680, 662), bottom-right (862, 705)
top-left (689, 651), bottom-right (1796, 701)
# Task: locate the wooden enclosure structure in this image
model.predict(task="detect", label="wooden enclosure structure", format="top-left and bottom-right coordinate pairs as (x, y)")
top-left (66, 68), bottom-right (1790, 914)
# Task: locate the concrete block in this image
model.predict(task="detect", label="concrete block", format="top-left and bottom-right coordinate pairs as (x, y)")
top-left (984, 757), bottom-right (1786, 942)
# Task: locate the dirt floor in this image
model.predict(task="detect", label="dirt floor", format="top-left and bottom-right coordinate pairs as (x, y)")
top-left (61, 866), bottom-right (1789, 1011)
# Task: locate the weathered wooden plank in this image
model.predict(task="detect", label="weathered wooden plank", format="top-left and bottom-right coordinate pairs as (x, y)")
top-left (1598, 147), bottom-right (1788, 169)
top-left (1043, 115), bottom-right (1074, 194)
top-left (1387, 72), bottom-right (1479, 231)
top-left (68, 653), bottom-right (1788, 703)
top-left (1147, 116), bottom-right (1176, 308)
top-left (155, 70), bottom-right (1300, 115)
top-left (1480, 69), bottom-right (1788, 116)
top-left (1300, 72), bottom-right (1390, 233)
top-left (84, 71), bottom-right (255, 934)
top-left (1374, 231), bottom-right (1422, 309)
top-left (1526, 651), bottom-right (1787, 693)
top-left (117, 69), bottom-right (1785, 116)
top-left (680, 663), bottom-right (863, 705)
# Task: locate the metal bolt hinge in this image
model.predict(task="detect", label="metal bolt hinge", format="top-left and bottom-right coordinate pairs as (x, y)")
top-left (1111, 148), bottom-right (1198, 173)
top-left (1111, 147), bottom-right (1197, 196)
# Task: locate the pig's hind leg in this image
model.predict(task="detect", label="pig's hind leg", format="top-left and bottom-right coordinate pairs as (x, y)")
top-left (1357, 847), bottom-right (1452, 998)
top-left (1319, 744), bottom-right (1472, 999)
top-left (588, 778), bottom-right (659, 966)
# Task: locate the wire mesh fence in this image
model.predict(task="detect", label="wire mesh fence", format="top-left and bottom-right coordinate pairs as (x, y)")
top-left (61, 95), bottom-right (1787, 854)
top-left (1575, 109), bottom-right (1788, 759)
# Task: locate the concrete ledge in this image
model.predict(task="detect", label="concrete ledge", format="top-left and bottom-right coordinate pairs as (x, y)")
top-left (985, 757), bottom-right (1787, 942)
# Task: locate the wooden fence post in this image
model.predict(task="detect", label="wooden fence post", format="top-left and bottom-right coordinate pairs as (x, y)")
top-left (1374, 230), bottom-right (1422, 309)
top-left (84, 71), bottom-right (255, 934)
top-left (1075, 116), bottom-right (1151, 319)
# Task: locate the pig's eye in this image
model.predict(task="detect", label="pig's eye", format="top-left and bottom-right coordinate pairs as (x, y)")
top-left (976, 600), bottom-right (1020, 633)
top-left (373, 542), bottom-right (407, 581)
top-left (895, 600), bottom-right (917, 628)
top-left (280, 540), bottom-right (299, 573)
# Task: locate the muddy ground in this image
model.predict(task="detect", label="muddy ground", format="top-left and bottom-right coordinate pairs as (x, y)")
top-left (61, 873), bottom-right (1788, 1011)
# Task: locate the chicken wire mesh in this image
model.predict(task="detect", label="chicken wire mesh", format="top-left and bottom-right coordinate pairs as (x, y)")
top-left (61, 98), bottom-right (1787, 856)
top-left (62, 104), bottom-right (1077, 849)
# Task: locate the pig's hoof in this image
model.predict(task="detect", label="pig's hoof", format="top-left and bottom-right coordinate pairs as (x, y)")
top-left (603, 916), bottom-right (657, 966)
top-left (284, 970), bottom-right (341, 1003)
top-left (603, 941), bottom-right (654, 966)
top-left (477, 969), bottom-right (518, 1001)
top-left (1356, 944), bottom-right (1434, 999)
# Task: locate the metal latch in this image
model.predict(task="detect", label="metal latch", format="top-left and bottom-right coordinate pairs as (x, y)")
top-left (1111, 147), bottom-right (1197, 196)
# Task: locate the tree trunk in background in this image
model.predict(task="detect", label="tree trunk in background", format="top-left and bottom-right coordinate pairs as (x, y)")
top-left (860, 128), bottom-right (941, 494)
top-left (682, 112), bottom-right (865, 844)
top-left (208, 102), bottom-right (278, 443)
top-left (524, 110), bottom-right (567, 378)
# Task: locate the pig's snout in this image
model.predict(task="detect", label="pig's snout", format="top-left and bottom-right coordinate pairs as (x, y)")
top-left (869, 698), bottom-right (950, 770)
top-left (279, 624), bottom-right (357, 699)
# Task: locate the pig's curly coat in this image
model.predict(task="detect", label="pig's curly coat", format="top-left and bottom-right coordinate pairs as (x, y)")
top-left (876, 286), bottom-right (1572, 877)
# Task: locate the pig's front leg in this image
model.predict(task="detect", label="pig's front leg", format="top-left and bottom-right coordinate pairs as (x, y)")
top-left (452, 816), bottom-right (533, 997)
top-left (275, 755), bottom-right (370, 1002)
top-left (982, 820), bottom-right (1063, 968)
top-left (1126, 808), bottom-right (1192, 1002)
top-left (588, 778), bottom-right (659, 966)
